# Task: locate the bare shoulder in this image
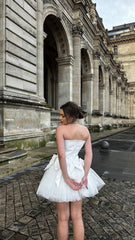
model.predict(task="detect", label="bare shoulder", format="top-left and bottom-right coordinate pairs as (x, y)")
top-left (79, 124), bottom-right (89, 132)
top-left (56, 125), bottom-right (64, 132)
top-left (56, 125), bottom-right (66, 134)
top-left (77, 124), bottom-right (90, 139)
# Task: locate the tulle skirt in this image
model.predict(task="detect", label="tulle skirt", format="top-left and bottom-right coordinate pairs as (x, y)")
top-left (36, 154), bottom-right (105, 202)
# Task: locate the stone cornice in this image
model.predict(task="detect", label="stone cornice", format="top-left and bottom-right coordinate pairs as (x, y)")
top-left (129, 91), bottom-right (135, 95)
top-left (109, 33), bottom-right (135, 45)
top-left (73, 0), bottom-right (85, 4)
top-left (128, 82), bottom-right (135, 87)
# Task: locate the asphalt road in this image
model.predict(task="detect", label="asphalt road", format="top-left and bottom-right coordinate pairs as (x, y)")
top-left (92, 127), bottom-right (135, 181)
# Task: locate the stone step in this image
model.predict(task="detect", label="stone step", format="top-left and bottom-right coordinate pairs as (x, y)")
top-left (0, 149), bottom-right (27, 163)
top-left (0, 143), bottom-right (5, 148)
top-left (0, 147), bottom-right (17, 155)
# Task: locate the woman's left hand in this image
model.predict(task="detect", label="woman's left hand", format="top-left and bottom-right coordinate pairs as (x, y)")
top-left (65, 177), bottom-right (82, 190)
top-left (80, 176), bottom-right (88, 189)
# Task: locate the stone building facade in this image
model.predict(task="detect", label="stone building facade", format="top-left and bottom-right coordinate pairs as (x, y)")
top-left (108, 23), bottom-right (135, 119)
top-left (0, 0), bottom-right (134, 148)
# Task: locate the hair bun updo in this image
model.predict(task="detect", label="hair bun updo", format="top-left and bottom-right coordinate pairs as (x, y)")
top-left (78, 106), bottom-right (86, 119)
top-left (60, 101), bottom-right (86, 122)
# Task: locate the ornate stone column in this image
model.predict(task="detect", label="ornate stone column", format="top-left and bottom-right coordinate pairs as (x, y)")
top-left (125, 90), bottom-right (128, 118)
top-left (93, 51), bottom-right (100, 112)
top-left (0, 1), bottom-right (5, 137)
top-left (112, 76), bottom-right (117, 116)
top-left (133, 93), bottom-right (135, 119)
top-left (56, 56), bottom-right (74, 109)
top-left (72, 23), bottom-right (83, 105)
top-left (99, 84), bottom-right (105, 115)
top-left (37, 0), bottom-right (44, 102)
top-left (129, 92), bottom-right (134, 118)
top-left (121, 87), bottom-right (125, 117)
top-left (82, 73), bottom-right (93, 123)
top-left (117, 82), bottom-right (121, 117)
top-left (109, 90), bottom-right (113, 116)
top-left (104, 66), bottom-right (110, 114)
top-left (0, 0), bottom-right (5, 91)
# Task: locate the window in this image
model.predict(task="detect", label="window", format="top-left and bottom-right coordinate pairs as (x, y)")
top-left (113, 45), bottom-right (118, 54)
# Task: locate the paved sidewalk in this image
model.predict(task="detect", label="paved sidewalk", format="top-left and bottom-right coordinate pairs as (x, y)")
top-left (0, 127), bottom-right (135, 240)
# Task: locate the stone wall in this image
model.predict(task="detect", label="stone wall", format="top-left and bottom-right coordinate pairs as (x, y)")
top-left (0, 0), bottom-right (51, 148)
top-left (108, 23), bottom-right (135, 120)
top-left (5, 0), bottom-right (37, 97)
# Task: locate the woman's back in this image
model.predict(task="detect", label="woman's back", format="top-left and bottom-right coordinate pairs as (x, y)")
top-left (58, 123), bottom-right (89, 141)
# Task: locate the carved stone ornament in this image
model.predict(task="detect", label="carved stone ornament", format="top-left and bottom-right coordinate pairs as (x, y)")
top-left (112, 75), bottom-right (117, 81)
top-left (105, 65), bottom-right (110, 72)
top-left (73, 0), bottom-right (91, 8)
top-left (89, 3), bottom-right (97, 25)
top-left (93, 50), bottom-right (100, 59)
top-left (73, 0), bottom-right (85, 4)
top-left (72, 23), bottom-right (84, 36)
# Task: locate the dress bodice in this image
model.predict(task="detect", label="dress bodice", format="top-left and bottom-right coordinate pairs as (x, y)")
top-left (64, 140), bottom-right (85, 158)
top-left (44, 140), bottom-right (86, 185)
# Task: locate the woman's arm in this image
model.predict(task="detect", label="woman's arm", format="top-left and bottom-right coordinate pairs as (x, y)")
top-left (56, 126), bottom-right (68, 181)
top-left (84, 133), bottom-right (92, 176)
top-left (56, 126), bottom-right (81, 190)
top-left (80, 132), bottom-right (92, 187)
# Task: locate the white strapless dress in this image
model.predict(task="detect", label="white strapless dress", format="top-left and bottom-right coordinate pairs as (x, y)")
top-left (36, 140), bottom-right (105, 202)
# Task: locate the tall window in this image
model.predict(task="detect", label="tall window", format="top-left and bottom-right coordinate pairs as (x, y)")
top-left (113, 45), bottom-right (118, 54)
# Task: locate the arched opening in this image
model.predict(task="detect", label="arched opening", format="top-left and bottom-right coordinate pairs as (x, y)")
top-left (43, 15), bottom-right (69, 109)
top-left (99, 66), bottom-right (104, 113)
top-left (44, 26), bottom-right (58, 108)
top-left (81, 48), bottom-right (91, 111)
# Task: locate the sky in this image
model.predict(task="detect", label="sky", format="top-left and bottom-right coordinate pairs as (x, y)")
top-left (92, 0), bottom-right (135, 30)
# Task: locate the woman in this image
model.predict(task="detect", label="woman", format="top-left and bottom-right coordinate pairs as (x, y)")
top-left (37, 101), bottom-right (105, 240)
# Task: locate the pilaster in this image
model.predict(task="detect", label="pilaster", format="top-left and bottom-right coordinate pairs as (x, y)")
top-left (104, 66), bottom-right (110, 114)
top-left (72, 22), bottom-right (83, 105)
top-left (93, 51), bottom-right (100, 111)
top-left (0, 0), bottom-right (5, 90)
top-left (125, 90), bottom-right (129, 118)
top-left (129, 92), bottom-right (134, 118)
top-left (117, 82), bottom-right (122, 117)
top-left (82, 73), bottom-right (93, 123)
top-left (99, 84), bottom-right (105, 114)
top-left (37, 0), bottom-right (44, 102)
top-left (121, 86), bottom-right (125, 117)
top-left (112, 76), bottom-right (117, 115)
top-left (109, 90), bottom-right (113, 116)
top-left (57, 56), bottom-right (74, 109)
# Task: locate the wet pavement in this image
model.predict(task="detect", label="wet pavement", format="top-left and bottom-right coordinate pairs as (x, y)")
top-left (0, 127), bottom-right (135, 240)
top-left (92, 128), bottom-right (135, 181)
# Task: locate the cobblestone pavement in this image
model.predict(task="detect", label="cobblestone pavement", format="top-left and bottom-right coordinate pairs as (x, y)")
top-left (0, 127), bottom-right (135, 240)
top-left (0, 165), bottom-right (135, 240)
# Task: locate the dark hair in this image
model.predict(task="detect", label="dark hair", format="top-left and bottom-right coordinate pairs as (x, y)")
top-left (60, 101), bottom-right (84, 122)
